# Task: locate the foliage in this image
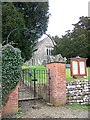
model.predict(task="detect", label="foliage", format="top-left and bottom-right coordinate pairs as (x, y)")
top-left (2, 44), bottom-right (23, 106)
top-left (52, 16), bottom-right (90, 66)
top-left (0, 44), bottom-right (1, 83)
top-left (2, 2), bottom-right (49, 61)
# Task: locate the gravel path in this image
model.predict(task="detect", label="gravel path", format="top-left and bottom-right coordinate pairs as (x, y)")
top-left (11, 99), bottom-right (89, 118)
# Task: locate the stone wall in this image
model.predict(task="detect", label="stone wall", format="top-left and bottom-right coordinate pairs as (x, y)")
top-left (66, 80), bottom-right (90, 104)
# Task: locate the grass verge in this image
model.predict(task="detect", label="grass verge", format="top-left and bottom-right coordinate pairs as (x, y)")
top-left (65, 103), bottom-right (90, 111)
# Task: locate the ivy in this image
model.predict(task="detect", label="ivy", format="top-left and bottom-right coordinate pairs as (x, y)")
top-left (2, 44), bottom-right (23, 106)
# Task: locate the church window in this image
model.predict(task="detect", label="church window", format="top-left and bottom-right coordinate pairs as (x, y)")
top-left (46, 48), bottom-right (52, 55)
top-left (49, 49), bottom-right (51, 55)
top-left (47, 48), bottom-right (49, 55)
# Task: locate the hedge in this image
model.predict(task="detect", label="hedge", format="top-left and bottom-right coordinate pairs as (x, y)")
top-left (0, 44), bottom-right (1, 81)
top-left (2, 44), bottom-right (23, 106)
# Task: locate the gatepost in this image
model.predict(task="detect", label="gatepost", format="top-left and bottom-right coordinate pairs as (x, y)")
top-left (46, 54), bottom-right (66, 106)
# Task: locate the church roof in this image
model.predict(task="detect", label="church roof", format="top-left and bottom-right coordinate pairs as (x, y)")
top-left (34, 37), bottom-right (54, 51)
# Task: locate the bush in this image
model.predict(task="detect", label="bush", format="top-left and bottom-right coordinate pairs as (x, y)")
top-left (2, 44), bottom-right (23, 106)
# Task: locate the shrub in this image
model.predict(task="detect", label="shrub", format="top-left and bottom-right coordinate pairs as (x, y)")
top-left (2, 44), bottom-right (23, 106)
top-left (0, 44), bottom-right (2, 108)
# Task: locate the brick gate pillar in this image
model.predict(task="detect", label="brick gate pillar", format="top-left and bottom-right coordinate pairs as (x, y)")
top-left (46, 62), bottom-right (66, 106)
top-left (2, 85), bottom-right (18, 116)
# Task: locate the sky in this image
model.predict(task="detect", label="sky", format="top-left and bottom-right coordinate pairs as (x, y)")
top-left (40, 0), bottom-right (89, 40)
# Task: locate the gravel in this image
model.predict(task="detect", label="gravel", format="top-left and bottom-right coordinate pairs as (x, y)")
top-left (10, 99), bottom-right (89, 118)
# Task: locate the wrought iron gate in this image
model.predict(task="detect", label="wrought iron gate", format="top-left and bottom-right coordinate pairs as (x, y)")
top-left (19, 68), bottom-right (50, 101)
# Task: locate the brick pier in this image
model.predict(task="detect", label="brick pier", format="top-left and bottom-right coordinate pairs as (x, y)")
top-left (46, 63), bottom-right (66, 106)
top-left (2, 85), bottom-right (18, 116)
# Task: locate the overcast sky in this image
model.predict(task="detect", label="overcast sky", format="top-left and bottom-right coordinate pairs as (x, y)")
top-left (40, 0), bottom-right (89, 40)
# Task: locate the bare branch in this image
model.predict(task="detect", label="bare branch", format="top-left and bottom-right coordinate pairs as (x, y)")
top-left (6, 28), bottom-right (18, 44)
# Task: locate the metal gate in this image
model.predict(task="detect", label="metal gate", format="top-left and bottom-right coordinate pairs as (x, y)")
top-left (19, 68), bottom-right (50, 101)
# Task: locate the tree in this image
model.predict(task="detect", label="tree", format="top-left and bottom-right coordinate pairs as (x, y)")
top-left (70, 16), bottom-right (89, 66)
top-left (52, 16), bottom-right (90, 66)
top-left (2, 2), bottom-right (49, 61)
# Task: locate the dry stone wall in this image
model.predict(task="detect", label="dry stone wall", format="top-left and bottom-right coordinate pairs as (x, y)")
top-left (66, 80), bottom-right (90, 104)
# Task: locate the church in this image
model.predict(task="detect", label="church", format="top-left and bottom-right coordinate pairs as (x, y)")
top-left (25, 37), bottom-right (54, 66)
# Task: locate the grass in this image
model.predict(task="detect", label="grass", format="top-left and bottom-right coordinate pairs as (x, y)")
top-left (22, 65), bottom-right (46, 83)
top-left (66, 68), bottom-right (75, 81)
top-left (87, 67), bottom-right (90, 80)
top-left (66, 67), bottom-right (89, 81)
top-left (22, 65), bottom-right (46, 70)
top-left (65, 103), bottom-right (90, 111)
top-left (22, 65), bottom-right (90, 82)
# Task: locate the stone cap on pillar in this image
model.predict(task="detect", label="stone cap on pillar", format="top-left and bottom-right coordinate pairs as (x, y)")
top-left (47, 54), bottom-right (67, 64)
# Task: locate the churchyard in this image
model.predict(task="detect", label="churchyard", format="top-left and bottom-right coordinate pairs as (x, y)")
top-left (22, 65), bottom-right (90, 82)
